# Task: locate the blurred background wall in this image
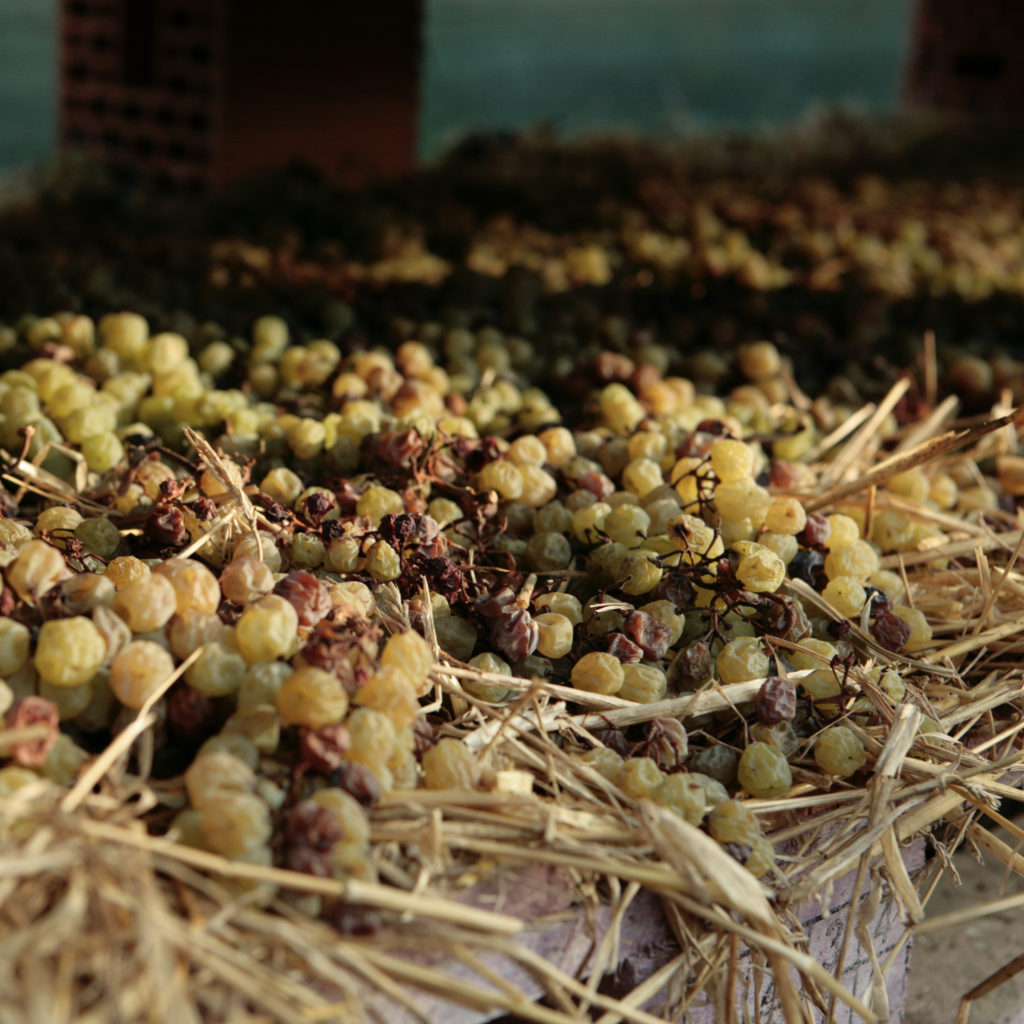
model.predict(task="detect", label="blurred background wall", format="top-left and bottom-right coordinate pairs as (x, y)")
top-left (0, 0), bottom-right (912, 172)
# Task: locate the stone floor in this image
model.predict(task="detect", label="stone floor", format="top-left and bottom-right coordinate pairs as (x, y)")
top-left (906, 824), bottom-right (1024, 1024)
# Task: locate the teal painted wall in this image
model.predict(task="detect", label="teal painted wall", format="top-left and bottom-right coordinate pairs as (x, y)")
top-left (0, 0), bottom-right (57, 169)
top-left (421, 0), bottom-right (914, 157)
top-left (0, 0), bottom-right (912, 170)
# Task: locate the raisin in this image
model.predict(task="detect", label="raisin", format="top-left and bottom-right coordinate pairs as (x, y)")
top-left (275, 570), bottom-right (332, 629)
top-left (871, 610), bottom-right (912, 652)
top-left (755, 676), bottom-right (797, 725)
top-left (606, 632), bottom-right (644, 663)
top-left (329, 761), bottom-right (382, 806)
top-left (788, 549), bottom-right (825, 588)
top-left (5, 696), bottom-right (59, 767)
top-left (475, 587), bottom-right (519, 624)
top-left (490, 606), bottom-right (539, 663)
top-left (668, 641), bottom-right (712, 688)
top-left (145, 505), bottom-right (186, 547)
top-left (166, 684), bottom-right (219, 746)
top-left (300, 723), bottom-right (351, 773)
top-left (798, 512), bottom-right (831, 548)
top-left (623, 609), bottom-right (672, 660)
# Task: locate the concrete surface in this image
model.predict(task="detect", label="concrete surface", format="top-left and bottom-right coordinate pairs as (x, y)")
top-left (906, 826), bottom-right (1024, 1024)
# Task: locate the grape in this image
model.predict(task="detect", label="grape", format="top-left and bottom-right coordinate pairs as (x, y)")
top-left (822, 576), bottom-right (866, 617)
top-left (533, 612), bottom-right (574, 658)
top-left (580, 746), bottom-right (625, 781)
top-left (525, 530), bottom-right (572, 571)
top-left (199, 792), bottom-right (272, 857)
top-left (716, 637), bottom-right (769, 684)
top-left (824, 540), bottom-right (879, 581)
top-left (708, 799), bottom-right (761, 846)
top-left (737, 742), bottom-right (792, 798)
top-left (814, 726), bottom-right (867, 777)
top-left (826, 514), bottom-right (861, 546)
top-left (798, 512), bottom-right (831, 548)
top-left (755, 676), bottom-right (797, 724)
top-left (112, 573), bottom-right (178, 633)
top-left (422, 737), bottom-right (479, 790)
top-left (380, 629), bottom-right (434, 695)
top-left (110, 640), bottom-right (176, 709)
top-left (185, 642), bottom-right (247, 698)
top-left (619, 663), bottom-right (667, 703)
top-left (236, 595), bottom-right (299, 664)
top-left (274, 569), bottom-right (332, 629)
top-left (709, 439), bottom-right (754, 482)
top-left (764, 496), bottom-right (806, 535)
top-left (185, 750), bottom-right (257, 809)
top-left (534, 592), bottom-right (583, 625)
top-left (354, 666), bottom-right (420, 728)
top-left (35, 616), bottom-right (106, 688)
top-left (653, 774), bottom-right (706, 824)
top-left (490, 604), bottom-right (539, 663)
top-left (277, 667), bottom-right (349, 728)
top-left (154, 558), bottom-right (220, 615)
top-left (736, 547), bottom-right (786, 593)
top-left (871, 609), bottom-right (912, 651)
top-left (4, 696), bottom-right (59, 766)
top-left (615, 756), bottom-right (664, 799)
top-left (894, 605), bottom-right (932, 651)
top-left (7, 539), bottom-right (67, 603)
top-left (570, 651), bottom-right (625, 695)
top-left (690, 745), bottom-right (738, 785)
top-left (0, 618), bottom-right (30, 676)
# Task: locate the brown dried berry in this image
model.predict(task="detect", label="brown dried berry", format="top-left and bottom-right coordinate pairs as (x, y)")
top-left (417, 555), bottom-right (462, 599)
top-left (323, 901), bottom-right (382, 936)
top-left (474, 586), bottom-right (517, 619)
top-left (411, 716), bottom-right (436, 758)
top-left (871, 610), bottom-right (912, 652)
top-left (284, 802), bottom-right (344, 877)
top-left (275, 570), bottom-right (332, 630)
top-left (490, 606), bottom-right (539, 663)
top-left (606, 632), bottom-right (644, 663)
top-left (303, 491), bottom-right (337, 525)
top-left (653, 571), bottom-right (694, 610)
top-left (668, 641), bottom-right (712, 688)
top-left (166, 684), bottom-right (219, 746)
top-left (329, 761), bottom-right (383, 806)
top-left (6, 696), bottom-right (59, 767)
top-left (798, 512), bottom-right (831, 549)
top-left (368, 428), bottom-right (424, 469)
top-left (299, 723), bottom-right (351, 774)
top-left (189, 496), bottom-right (217, 521)
top-left (755, 676), bottom-right (797, 725)
top-left (145, 505), bottom-right (186, 547)
top-left (623, 610), bottom-right (672, 660)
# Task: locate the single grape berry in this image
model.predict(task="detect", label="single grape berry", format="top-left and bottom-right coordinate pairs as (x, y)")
top-left (490, 607), bottom-right (539, 663)
top-left (755, 676), bottom-right (797, 725)
top-left (871, 609), bottom-right (912, 652)
top-left (623, 609), bottom-right (672, 660)
top-left (606, 633), bottom-right (644, 663)
top-left (814, 726), bottom-right (868, 778)
top-left (788, 549), bottom-right (825, 588)
top-left (798, 512), bottom-right (831, 549)
top-left (737, 742), bottom-right (792, 798)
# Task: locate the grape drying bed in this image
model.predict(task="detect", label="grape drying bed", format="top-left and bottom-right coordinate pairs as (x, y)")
top-left (2, 135), bottom-right (1024, 1024)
